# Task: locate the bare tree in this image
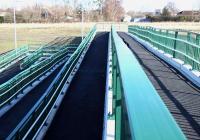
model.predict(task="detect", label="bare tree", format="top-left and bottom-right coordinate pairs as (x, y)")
top-left (103, 0), bottom-right (125, 21)
top-left (62, 0), bottom-right (73, 17)
top-left (164, 2), bottom-right (179, 16)
top-left (93, 0), bottom-right (104, 15)
top-left (0, 0), bottom-right (124, 23)
top-left (162, 7), bottom-right (170, 17)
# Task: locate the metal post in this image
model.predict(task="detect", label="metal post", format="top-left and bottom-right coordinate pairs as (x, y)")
top-left (81, 2), bottom-right (84, 41)
top-left (196, 34), bottom-right (200, 45)
top-left (173, 31), bottom-right (178, 58)
top-left (13, 0), bottom-right (17, 53)
top-left (54, 0), bottom-right (57, 22)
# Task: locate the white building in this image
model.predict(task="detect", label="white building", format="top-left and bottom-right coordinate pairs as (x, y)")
top-left (123, 15), bottom-right (132, 22)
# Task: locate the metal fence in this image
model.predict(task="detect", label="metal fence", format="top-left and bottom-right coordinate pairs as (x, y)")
top-left (0, 45), bottom-right (28, 70)
top-left (7, 25), bottom-right (97, 139)
top-left (111, 26), bottom-right (186, 140)
top-left (129, 26), bottom-right (200, 70)
top-left (96, 23), bottom-right (128, 32)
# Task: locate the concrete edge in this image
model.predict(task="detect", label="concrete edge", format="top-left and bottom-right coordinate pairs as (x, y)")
top-left (102, 32), bottom-right (114, 140)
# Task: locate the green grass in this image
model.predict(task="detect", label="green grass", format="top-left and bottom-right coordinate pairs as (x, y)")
top-left (1, 22), bottom-right (200, 53)
top-left (0, 23), bottom-right (93, 53)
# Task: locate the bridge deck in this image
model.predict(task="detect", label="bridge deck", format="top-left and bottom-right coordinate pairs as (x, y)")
top-left (44, 32), bottom-right (108, 140)
top-left (119, 32), bottom-right (200, 140)
top-left (0, 61), bottom-right (22, 84)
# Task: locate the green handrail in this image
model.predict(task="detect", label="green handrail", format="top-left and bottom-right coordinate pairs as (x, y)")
top-left (7, 25), bottom-right (97, 140)
top-left (111, 26), bottom-right (186, 140)
top-left (20, 46), bottom-right (43, 69)
top-left (143, 26), bottom-right (200, 44)
top-left (21, 44), bottom-right (78, 69)
top-left (0, 46), bottom-right (28, 63)
top-left (0, 45), bottom-right (75, 108)
top-left (0, 46), bottom-right (29, 69)
top-left (129, 26), bottom-right (200, 70)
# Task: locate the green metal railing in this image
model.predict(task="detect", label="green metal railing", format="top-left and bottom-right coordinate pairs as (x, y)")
top-left (43, 44), bottom-right (78, 53)
top-left (0, 46), bottom-right (29, 69)
top-left (20, 46), bottom-right (43, 69)
top-left (111, 26), bottom-right (186, 140)
top-left (20, 44), bottom-right (78, 69)
top-left (7, 26), bottom-right (97, 140)
top-left (0, 44), bottom-right (74, 109)
top-left (129, 26), bottom-right (200, 70)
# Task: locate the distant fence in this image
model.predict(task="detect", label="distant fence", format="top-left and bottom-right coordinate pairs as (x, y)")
top-left (129, 26), bottom-right (200, 70)
top-left (96, 23), bottom-right (128, 32)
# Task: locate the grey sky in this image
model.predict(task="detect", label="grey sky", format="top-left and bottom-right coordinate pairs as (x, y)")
top-left (0, 0), bottom-right (200, 12)
top-left (123, 0), bottom-right (200, 12)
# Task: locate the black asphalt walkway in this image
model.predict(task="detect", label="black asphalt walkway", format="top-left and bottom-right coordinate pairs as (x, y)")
top-left (0, 61), bottom-right (23, 84)
top-left (44, 32), bottom-right (108, 140)
top-left (119, 32), bottom-right (200, 140)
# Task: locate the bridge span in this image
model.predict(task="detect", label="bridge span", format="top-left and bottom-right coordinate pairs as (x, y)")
top-left (0, 25), bottom-right (199, 140)
top-left (119, 32), bottom-right (200, 140)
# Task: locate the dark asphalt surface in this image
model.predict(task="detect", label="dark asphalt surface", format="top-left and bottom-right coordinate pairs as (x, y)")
top-left (0, 59), bottom-right (66, 139)
top-left (0, 61), bottom-right (23, 84)
top-left (44, 32), bottom-right (108, 140)
top-left (119, 32), bottom-right (200, 140)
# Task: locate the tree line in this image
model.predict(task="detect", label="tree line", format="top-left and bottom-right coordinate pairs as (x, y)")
top-left (146, 2), bottom-right (200, 22)
top-left (0, 0), bottom-right (125, 23)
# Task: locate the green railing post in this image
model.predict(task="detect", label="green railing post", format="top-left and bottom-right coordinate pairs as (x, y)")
top-left (196, 34), bottom-right (200, 45)
top-left (186, 32), bottom-right (191, 65)
top-left (159, 29), bottom-right (162, 35)
top-left (173, 31), bottom-right (178, 58)
top-left (194, 34), bottom-right (200, 69)
top-left (166, 30), bottom-right (169, 36)
top-left (115, 65), bottom-right (122, 140)
top-left (187, 33), bottom-right (192, 41)
top-left (112, 39), bottom-right (117, 115)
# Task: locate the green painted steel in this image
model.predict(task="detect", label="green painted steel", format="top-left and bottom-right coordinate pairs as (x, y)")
top-left (0, 46), bottom-right (29, 69)
top-left (111, 26), bottom-right (186, 140)
top-left (0, 45), bottom-right (75, 109)
top-left (6, 26), bottom-right (97, 140)
top-left (20, 46), bottom-right (43, 69)
top-left (129, 26), bottom-right (200, 70)
top-left (20, 44), bottom-right (78, 69)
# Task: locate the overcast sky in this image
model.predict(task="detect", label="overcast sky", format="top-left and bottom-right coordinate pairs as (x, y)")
top-left (123, 0), bottom-right (200, 12)
top-left (0, 0), bottom-right (200, 12)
